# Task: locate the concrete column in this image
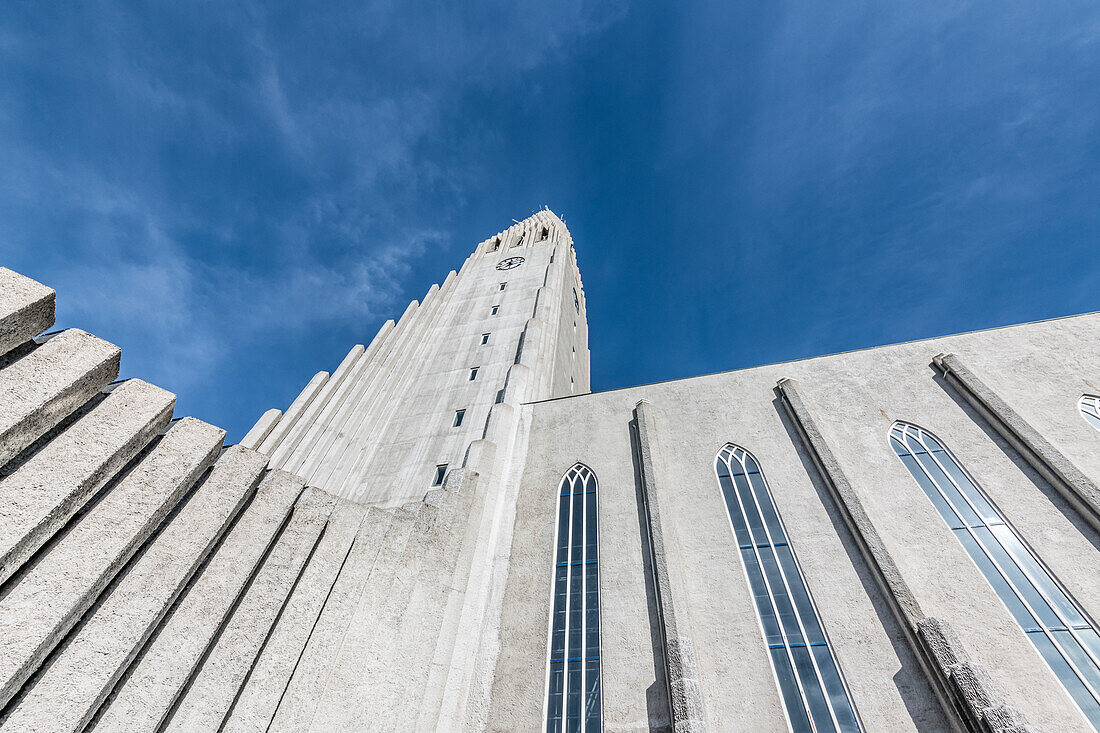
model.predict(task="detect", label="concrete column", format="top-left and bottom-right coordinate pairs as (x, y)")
top-left (240, 407), bottom-right (281, 450)
top-left (258, 370), bottom-right (331, 454)
top-left (0, 416), bottom-right (223, 711)
top-left (776, 376), bottom-right (1040, 733)
top-left (0, 378), bottom-right (174, 586)
top-left (0, 267), bottom-right (54, 358)
top-left (94, 469), bottom-right (305, 733)
top-left (934, 351), bottom-right (1100, 534)
top-left (633, 400), bottom-right (707, 733)
top-left (0, 445), bottom-right (267, 733)
top-left (0, 328), bottom-right (120, 466)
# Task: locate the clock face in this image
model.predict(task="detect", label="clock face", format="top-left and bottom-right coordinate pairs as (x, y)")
top-left (496, 256), bottom-right (525, 270)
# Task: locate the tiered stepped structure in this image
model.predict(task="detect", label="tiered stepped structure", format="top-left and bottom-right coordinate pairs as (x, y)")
top-left (0, 209), bottom-right (590, 732)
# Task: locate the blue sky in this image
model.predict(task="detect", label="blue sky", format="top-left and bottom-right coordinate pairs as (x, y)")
top-left (3, 1), bottom-right (1100, 441)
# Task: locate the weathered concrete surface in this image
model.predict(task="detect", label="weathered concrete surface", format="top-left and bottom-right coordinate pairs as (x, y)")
top-left (0, 446), bottom-right (267, 733)
top-left (164, 486), bottom-right (336, 732)
top-left (0, 267), bottom-right (54, 358)
top-left (0, 417), bottom-right (223, 711)
top-left (258, 371), bottom-right (330, 455)
top-left (222, 498), bottom-right (367, 733)
top-left (0, 378), bottom-right (175, 586)
top-left (93, 469), bottom-right (305, 733)
top-left (267, 506), bottom-right (393, 733)
top-left (0, 328), bottom-right (120, 466)
top-left (305, 506), bottom-right (419, 732)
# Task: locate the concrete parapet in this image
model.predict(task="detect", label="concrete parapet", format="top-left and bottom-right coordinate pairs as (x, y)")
top-left (0, 328), bottom-right (121, 467)
top-left (0, 267), bottom-right (54, 358)
top-left (223, 497), bottom-right (367, 733)
top-left (94, 469), bottom-right (305, 732)
top-left (0, 445), bottom-right (267, 733)
top-left (0, 378), bottom-right (175, 586)
top-left (0, 416), bottom-right (223, 711)
top-left (165, 486), bottom-right (336, 732)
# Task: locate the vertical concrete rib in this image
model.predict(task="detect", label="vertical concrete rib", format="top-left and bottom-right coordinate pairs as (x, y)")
top-left (0, 446), bottom-right (267, 733)
top-left (0, 267), bottom-right (55, 358)
top-left (240, 408), bottom-right (281, 451)
top-left (632, 400), bottom-right (707, 732)
top-left (258, 370), bottom-right (331, 455)
top-left (0, 328), bottom-right (121, 467)
top-left (0, 378), bottom-right (175, 586)
top-left (163, 487), bottom-right (336, 732)
top-left (222, 498), bottom-right (367, 733)
top-left (267, 506), bottom-right (393, 732)
top-left (776, 376), bottom-right (1037, 733)
top-left (269, 345), bottom-right (364, 470)
top-left (934, 351), bottom-right (1100, 534)
top-left (92, 469), bottom-right (305, 733)
top-left (0, 417), bottom-right (223, 711)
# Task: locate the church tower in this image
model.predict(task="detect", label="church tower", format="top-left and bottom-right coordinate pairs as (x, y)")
top-left (243, 208), bottom-right (590, 507)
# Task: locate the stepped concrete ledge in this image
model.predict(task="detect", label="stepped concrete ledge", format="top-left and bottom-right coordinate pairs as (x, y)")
top-left (0, 328), bottom-right (120, 467)
top-left (165, 486), bottom-right (337, 732)
top-left (0, 378), bottom-right (175, 586)
top-left (0, 268), bottom-right (54, 358)
top-left (267, 506), bottom-right (393, 733)
top-left (0, 417), bottom-right (223, 711)
top-left (93, 468), bottom-right (304, 733)
top-left (0, 446), bottom-right (267, 733)
top-left (223, 498), bottom-right (367, 733)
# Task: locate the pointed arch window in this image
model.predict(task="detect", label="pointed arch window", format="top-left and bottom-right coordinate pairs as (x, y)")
top-left (715, 445), bottom-right (861, 732)
top-left (545, 464), bottom-right (601, 733)
top-left (1080, 396), bottom-right (1100, 432)
top-left (890, 422), bottom-right (1100, 728)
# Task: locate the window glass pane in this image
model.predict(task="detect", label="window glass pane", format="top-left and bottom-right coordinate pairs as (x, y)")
top-left (566, 658), bottom-right (582, 732)
top-left (747, 470), bottom-right (788, 545)
top-left (791, 644), bottom-right (837, 733)
top-left (953, 529), bottom-right (1040, 631)
top-left (776, 545), bottom-right (825, 646)
top-left (546, 660), bottom-right (564, 733)
top-left (989, 524), bottom-right (1087, 628)
top-left (1052, 630), bottom-right (1100, 706)
top-left (973, 526), bottom-right (1066, 629)
top-left (734, 472), bottom-right (769, 546)
top-left (811, 644), bottom-right (861, 733)
top-left (551, 567), bottom-right (567, 658)
top-left (900, 454), bottom-right (965, 529)
top-left (719, 473), bottom-right (753, 548)
top-left (584, 658), bottom-right (601, 729)
top-left (1030, 631), bottom-right (1100, 730)
top-left (913, 451), bottom-right (982, 526)
top-left (760, 546), bottom-right (804, 647)
top-left (770, 648), bottom-right (813, 733)
top-left (937, 457), bottom-right (999, 523)
top-left (742, 548), bottom-right (783, 646)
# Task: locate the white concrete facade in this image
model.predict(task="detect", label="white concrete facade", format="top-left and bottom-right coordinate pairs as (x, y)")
top-left (0, 212), bottom-right (1097, 732)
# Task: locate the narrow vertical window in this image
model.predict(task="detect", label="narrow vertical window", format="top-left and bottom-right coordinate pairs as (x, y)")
top-left (432, 464), bottom-right (447, 486)
top-left (715, 444), bottom-right (862, 733)
top-left (452, 409), bottom-right (465, 427)
top-left (541, 226), bottom-right (549, 241)
top-left (573, 288), bottom-right (580, 313)
top-left (1080, 396), bottom-right (1100, 432)
top-left (551, 250), bottom-right (556, 264)
top-left (491, 305), bottom-right (500, 316)
top-left (545, 464), bottom-right (600, 733)
top-left (489, 238), bottom-right (500, 252)
top-left (468, 367), bottom-right (478, 381)
top-left (500, 282), bottom-right (508, 291)
top-left (481, 333), bottom-right (490, 345)
top-left (890, 421), bottom-right (1100, 729)
top-left (514, 232), bottom-right (526, 248)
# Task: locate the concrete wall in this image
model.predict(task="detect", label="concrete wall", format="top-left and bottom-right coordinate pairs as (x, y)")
top-left (490, 311), bottom-right (1100, 732)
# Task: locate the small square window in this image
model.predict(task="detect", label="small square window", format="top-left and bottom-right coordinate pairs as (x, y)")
top-left (469, 367), bottom-right (479, 381)
top-left (432, 464), bottom-right (448, 486)
top-left (499, 282), bottom-right (507, 291)
top-left (481, 333), bottom-right (490, 345)
top-left (491, 305), bottom-right (499, 316)
top-left (453, 409), bottom-right (465, 427)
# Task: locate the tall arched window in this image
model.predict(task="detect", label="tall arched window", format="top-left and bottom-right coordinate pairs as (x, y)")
top-left (545, 464), bottom-right (601, 733)
top-left (890, 422), bottom-right (1100, 728)
top-left (715, 445), bottom-right (861, 732)
top-left (1080, 395), bottom-right (1100, 432)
